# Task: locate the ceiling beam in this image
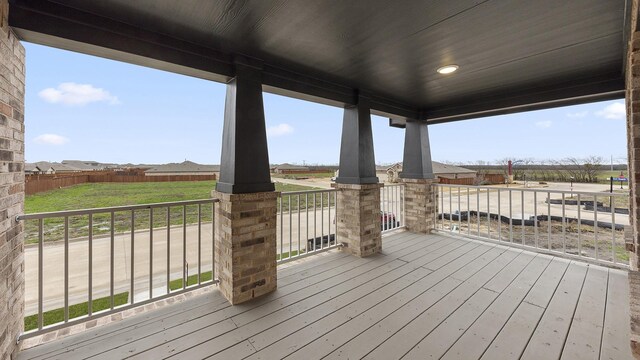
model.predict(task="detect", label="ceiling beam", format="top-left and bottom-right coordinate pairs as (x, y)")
top-left (424, 74), bottom-right (624, 124)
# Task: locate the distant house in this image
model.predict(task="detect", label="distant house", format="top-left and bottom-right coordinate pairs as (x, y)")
top-left (61, 160), bottom-right (102, 171)
top-left (145, 160), bottom-right (220, 177)
top-left (378, 161), bottom-right (477, 183)
top-left (273, 163), bottom-right (310, 174)
top-left (25, 163), bottom-right (43, 174)
top-left (34, 162), bottom-right (82, 174)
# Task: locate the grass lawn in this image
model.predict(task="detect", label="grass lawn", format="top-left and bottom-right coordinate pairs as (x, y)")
top-left (24, 181), bottom-right (318, 244)
top-left (26, 181), bottom-right (316, 213)
top-left (24, 292), bottom-right (129, 331)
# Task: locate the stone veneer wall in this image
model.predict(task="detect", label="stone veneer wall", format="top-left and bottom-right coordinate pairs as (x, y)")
top-left (213, 191), bottom-right (278, 305)
top-left (0, 1), bottom-right (26, 358)
top-left (401, 178), bottom-right (438, 234)
top-left (627, 0), bottom-right (640, 356)
top-left (334, 183), bottom-right (383, 257)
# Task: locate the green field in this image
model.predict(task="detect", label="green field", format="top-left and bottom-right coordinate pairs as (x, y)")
top-left (26, 181), bottom-right (315, 213)
top-left (24, 181), bottom-right (318, 244)
top-left (24, 292), bottom-right (129, 331)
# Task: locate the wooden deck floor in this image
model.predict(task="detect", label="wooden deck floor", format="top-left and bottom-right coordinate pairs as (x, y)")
top-left (19, 231), bottom-right (632, 360)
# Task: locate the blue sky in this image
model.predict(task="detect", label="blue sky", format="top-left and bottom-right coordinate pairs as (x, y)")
top-left (24, 43), bottom-right (628, 165)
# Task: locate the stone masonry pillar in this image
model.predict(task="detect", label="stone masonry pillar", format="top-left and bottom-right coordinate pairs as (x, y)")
top-left (0, 1), bottom-right (26, 358)
top-left (334, 95), bottom-right (382, 257)
top-left (402, 178), bottom-right (438, 233)
top-left (213, 58), bottom-right (277, 305)
top-left (400, 120), bottom-right (438, 233)
top-left (626, 0), bottom-right (640, 356)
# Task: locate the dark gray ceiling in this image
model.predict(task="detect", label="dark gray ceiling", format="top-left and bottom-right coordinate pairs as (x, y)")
top-left (8, 0), bottom-right (630, 124)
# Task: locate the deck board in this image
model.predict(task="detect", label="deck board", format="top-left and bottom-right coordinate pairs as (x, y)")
top-left (17, 231), bottom-right (632, 360)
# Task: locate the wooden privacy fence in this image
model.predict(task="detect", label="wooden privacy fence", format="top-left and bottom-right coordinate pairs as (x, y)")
top-left (438, 173), bottom-right (505, 185)
top-left (26, 172), bottom-right (216, 195)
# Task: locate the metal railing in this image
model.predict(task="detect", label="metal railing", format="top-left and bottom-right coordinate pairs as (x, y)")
top-left (277, 189), bottom-right (338, 263)
top-left (433, 184), bottom-right (629, 268)
top-left (381, 184), bottom-right (405, 233)
top-left (17, 199), bottom-right (218, 339)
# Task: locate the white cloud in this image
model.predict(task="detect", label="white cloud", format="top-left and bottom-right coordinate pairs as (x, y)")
top-left (535, 120), bottom-right (552, 129)
top-left (566, 111), bottom-right (588, 118)
top-left (38, 82), bottom-right (120, 106)
top-left (596, 102), bottom-right (625, 120)
top-left (267, 123), bottom-right (294, 137)
top-left (33, 134), bottom-right (69, 145)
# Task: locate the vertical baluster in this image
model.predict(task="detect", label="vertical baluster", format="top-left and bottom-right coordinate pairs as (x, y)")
top-left (467, 187), bottom-right (470, 236)
top-left (305, 193), bottom-right (309, 254)
top-left (321, 192), bottom-right (324, 250)
top-left (612, 196), bottom-right (616, 264)
top-left (182, 205), bottom-right (187, 290)
top-left (380, 187), bottom-right (387, 231)
top-left (432, 185), bottom-right (439, 229)
top-left (449, 186), bottom-right (453, 231)
top-left (487, 189), bottom-right (490, 239)
top-left (497, 189), bottom-right (501, 241)
top-left (521, 191), bottom-right (525, 245)
top-left (88, 214), bottom-right (93, 316)
top-left (64, 216), bottom-right (69, 322)
top-left (313, 193), bottom-right (317, 251)
top-left (198, 204), bottom-right (202, 285)
top-left (458, 187), bottom-right (461, 233)
top-left (298, 195), bottom-right (301, 256)
top-left (509, 189), bottom-right (513, 243)
top-left (167, 207), bottom-right (170, 292)
top-left (280, 195), bottom-right (284, 259)
top-left (289, 195), bottom-right (292, 258)
top-left (562, 193), bottom-right (566, 255)
top-left (130, 210), bottom-right (135, 304)
top-left (577, 194), bottom-right (582, 257)
top-left (594, 195), bottom-right (598, 261)
top-left (534, 192), bottom-right (538, 248)
top-left (441, 186), bottom-right (444, 230)
top-left (211, 201), bottom-right (216, 282)
top-left (476, 188), bottom-right (480, 236)
top-left (38, 218), bottom-right (43, 331)
top-left (149, 208), bottom-right (153, 298)
top-left (334, 191), bottom-right (339, 243)
top-left (110, 211), bottom-right (115, 310)
top-left (547, 192), bottom-right (551, 250)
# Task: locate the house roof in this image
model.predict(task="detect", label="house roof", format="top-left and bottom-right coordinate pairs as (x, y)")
top-left (384, 161), bottom-right (476, 175)
top-left (8, 0), bottom-right (627, 124)
top-left (61, 160), bottom-right (102, 170)
top-left (431, 161), bottom-right (477, 175)
top-left (25, 163), bottom-right (41, 172)
top-left (145, 161), bottom-right (220, 173)
top-left (34, 162), bottom-right (81, 172)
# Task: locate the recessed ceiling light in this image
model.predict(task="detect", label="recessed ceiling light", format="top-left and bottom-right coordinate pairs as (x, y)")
top-left (437, 65), bottom-right (459, 74)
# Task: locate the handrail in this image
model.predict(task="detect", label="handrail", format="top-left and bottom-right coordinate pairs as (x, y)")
top-left (17, 198), bottom-right (219, 220)
top-left (432, 183), bottom-right (629, 269)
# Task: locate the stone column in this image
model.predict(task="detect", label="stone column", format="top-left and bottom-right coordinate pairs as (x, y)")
top-left (0, 1), bottom-right (25, 358)
top-left (213, 191), bottom-right (278, 305)
top-left (401, 178), bottom-right (438, 233)
top-left (627, 0), bottom-right (640, 356)
top-left (334, 95), bottom-right (382, 257)
top-left (213, 58), bottom-right (277, 305)
top-left (399, 120), bottom-right (438, 233)
top-left (334, 183), bottom-right (383, 257)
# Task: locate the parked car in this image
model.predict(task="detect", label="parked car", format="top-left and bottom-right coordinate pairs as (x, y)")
top-left (381, 211), bottom-right (399, 230)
